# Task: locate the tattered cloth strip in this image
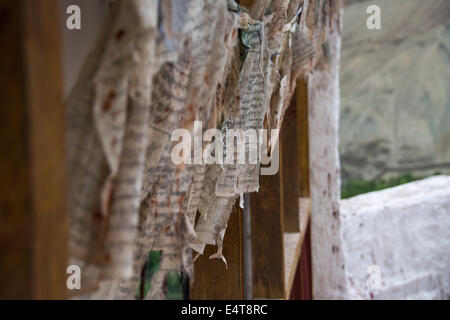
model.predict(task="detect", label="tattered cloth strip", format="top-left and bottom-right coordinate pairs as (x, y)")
top-left (67, 0), bottom-right (160, 294)
top-left (66, 0), bottom-right (342, 299)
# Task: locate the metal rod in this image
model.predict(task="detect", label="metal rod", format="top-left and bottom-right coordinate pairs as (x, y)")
top-left (243, 193), bottom-right (253, 300)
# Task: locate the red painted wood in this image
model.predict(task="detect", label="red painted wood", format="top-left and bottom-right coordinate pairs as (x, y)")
top-left (289, 222), bottom-right (312, 300)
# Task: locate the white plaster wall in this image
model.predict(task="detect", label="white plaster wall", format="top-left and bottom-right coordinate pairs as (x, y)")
top-left (340, 176), bottom-right (450, 299)
top-left (309, 11), bottom-right (348, 300)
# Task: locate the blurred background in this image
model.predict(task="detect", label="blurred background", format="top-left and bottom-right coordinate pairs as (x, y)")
top-left (340, 0), bottom-right (450, 197)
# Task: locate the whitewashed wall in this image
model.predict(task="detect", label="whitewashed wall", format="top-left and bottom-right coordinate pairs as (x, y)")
top-left (339, 176), bottom-right (450, 299)
top-left (309, 10), bottom-right (348, 299)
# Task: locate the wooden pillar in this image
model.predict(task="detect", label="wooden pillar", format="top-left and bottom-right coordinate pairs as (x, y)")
top-left (250, 172), bottom-right (285, 299)
top-left (281, 97), bottom-right (300, 233)
top-left (250, 80), bottom-right (312, 300)
top-left (190, 202), bottom-right (244, 299)
top-left (284, 78), bottom-right (313, 300)
top-left (297, 79), bottom-right (310, 200)
top-left (289, 78), bottom-right (313, 300)
top-left (0, 0), bottom-right (67, 299)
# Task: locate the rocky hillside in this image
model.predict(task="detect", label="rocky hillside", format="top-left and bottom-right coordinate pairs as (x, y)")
top-left (340, 0), bottom-right (450, 184)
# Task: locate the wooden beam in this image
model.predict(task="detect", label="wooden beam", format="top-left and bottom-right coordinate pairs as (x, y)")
top-left (297, 78), bottom-right (310, 198)
top-left (280, 77), bottom-right (313, 299)
top-left (250, 172), bottom-right (285, 299)
top-left (284, 198), bottom-right (310, 298)
top-left (190, 202), bottom-right (244, 299)
top-left (280, 98), bottom-right (301, 232)
top-left (289, 221), bottom-right (312, 300)
top-left (0, 0), bottom-right (67, 299)
top-left (250, 79), bottom-right (312, 299)
top-left (288, 78), bottom-right (313, 300)
top-left (280, 78), bottom-right (314, 297)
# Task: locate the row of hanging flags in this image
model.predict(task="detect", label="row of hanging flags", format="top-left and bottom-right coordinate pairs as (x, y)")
top-left (66, 0), bottom-right (343, 299)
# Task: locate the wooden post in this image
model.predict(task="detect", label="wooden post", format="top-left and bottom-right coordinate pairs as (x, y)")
top-left (289, 78), bottom-right (313, 300)
top-left (297, 79), bottom-right (310, 199)
top-left (190, 202), bottom-right (244, 299)
top-left (250, 80), bottom-right (313, 300)
top-left (0, 0), bottom-right (67, 299)
top-left (280, 98), bottom-right (301, 233)
top-left (250, 172), bottom-right (285, 299)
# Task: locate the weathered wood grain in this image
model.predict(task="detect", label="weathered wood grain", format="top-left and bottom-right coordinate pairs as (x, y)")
top-left (0, 0), bottom-right (67, 299)
top-left (250, 172), bottom-right (285, 299)
top-left (280, 98), bottom-right (301, 232)
top-left (190, 202), bottom-right (244, 299)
